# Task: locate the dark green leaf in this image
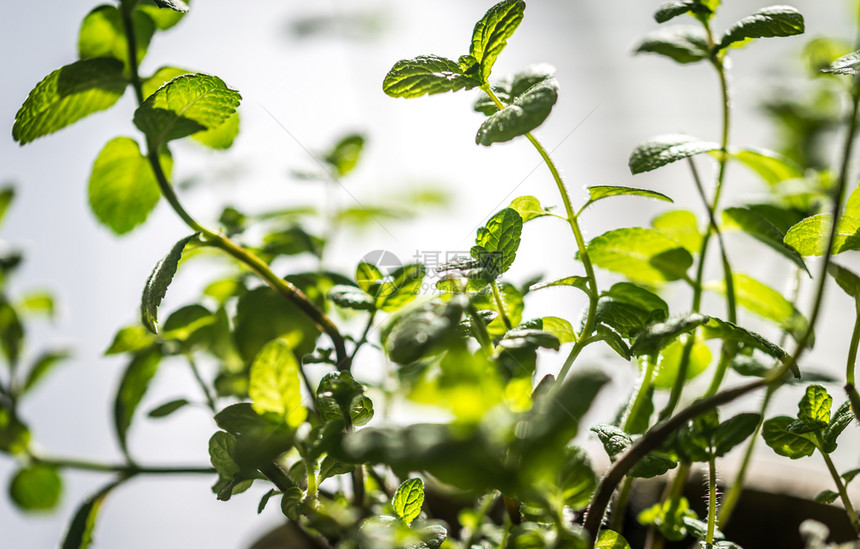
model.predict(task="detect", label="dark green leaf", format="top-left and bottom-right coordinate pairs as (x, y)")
top-left (587, 228), bottom-right (693, 284)
top-left (509, 195), bottom-right (552, 222)
top-left (710, 274), bottom-right (808, 340)
top-left (633, 26), bottom-right (710, 64)
top-left (328, 285), bottom-right (374, 311)
top-left (629, 134), bottom-right (719, 174)
top-left (140, 233), bottom-right (198, 333)
top-left (78, 5), bottom-right (154, 71)
top-left (654, 1), bottom-right (712, 23)
top-left (498, 328), bottom-right (560, 351)
top-left (651, 209), bottom-right (702, 254)
top-left (147, 398), bottom-right (189, 418)
top-left (784, 214), bottom-right (860, 256)
top-left (815, 490), bottom-right (839, 504)
top-left (722, 206), bottom-right (809, 274)
top-left (89, 137), bottom-right (167, 235)
top-left (595, 324), bottom-right (632, 360)
top-left (584, 185), bottom-right (673, 210)
top-left (113, 348), bottom-right (161, 456)
top-left (475, 76), bottom-right (559, 146)
top-left (631, 314), bottom-right (709, 356)
top-left (133, 74), bottom-right (241, 147)
top-left (0, 187), bottom-right (14, 228)
top-left (595, 530), bottom-right (631, 549)
top-left (324, 133), bottom-right (365, 177)
top-left (0, 299), bottom-right (23, 365)
top-left (13, 58), bottom-right (127, 145)
top-left (843, 468), bottom-right (860, 485)
top-left (714, 413), bottom-right (761, 457)
top-left (22, 350), bottom-right (71, 394)
top-left (319, 455), bottom-right (355, 482)
top-left (702, 317), bottom-right (787, 359)
top-left (470, 208), bottom-right (523, 281)
top-left (717, 6), bottom-right (805, 51)
top-left (249, 337), bottom-right (306, 428)
top-left (9, 464), bottom-right (62, 511)
top-left (383, 56), bottom-right (479, 98)
top-left (822, 401), bottom-right (853, 453)
top-left (828, 263), bottom-right (860, 299)
top-left (61, 482), bottom-right (115, 549)
top-left (762, 416), bottom-right (817, 459)
top-left (822, 50), bottom-right (860, 75)
top-left (393, 477), bottom-right (424, 524)
top-left (257, 489), bottom-right (279, 514)
top-left (469, 0), bottom-right (526, 83)
top-left (797, 384), bottom-right (831, 429)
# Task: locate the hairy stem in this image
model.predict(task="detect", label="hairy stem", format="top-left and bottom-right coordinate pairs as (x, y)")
top-left (817, 434), bottom-right (860, 535)
top-left (490, 281), bottom-right (513, 331)
top-left (624, 355), bottom-right (656, 433)
top-left (707, 454), bottom-right (718, 545)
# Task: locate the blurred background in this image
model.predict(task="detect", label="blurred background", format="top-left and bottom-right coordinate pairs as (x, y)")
top-left (1, 0), bottom-right (858, 547)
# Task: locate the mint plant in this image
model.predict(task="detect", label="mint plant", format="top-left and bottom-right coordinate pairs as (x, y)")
top-left (6, 0), bottom-right (860, 548)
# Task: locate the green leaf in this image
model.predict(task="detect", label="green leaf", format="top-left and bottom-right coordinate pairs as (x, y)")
top-left (587, 227), bottom-right (694, 284)
top-left (152, 0), bottom-right (189, 13)
top-left (88, 137), bottom-right (167, 235)
top-left (22, 350), bottom-right (72, 394)
top-left (821, 50), bottom-right (860, 75)
top-left (784, 214), bottom-right (860, 256)
top-left (0, 187), bottom-right (14, 228)
top-left (475, 76), bottom-right (559, 146)
top-left (822, 401), bottom-right (854, 453)
top-left (18, 291), bottom-right (55, 318)
top-left (633, 26), bottom-right (710, 64)
top-left (257, 489), bottom-right (279, 514)
top-left (729, 147), bottom-right (803, 186)
top-left (113, 348), bottom-right (161, 456)
top-left (324, 133), bottom-right (365, 177)
top-left (383, 56), bottom-right (480, 98)
top-left (392, 477), bottom-right (424, 524)
top-left (629, 134), bottom-right (719, 174)
top-left (717, 6), bottom-right (804, 51)
top-left (654, 1), bottom-right (712, 23)
top-left (591, 424), bottom-right (677, 478)
top-left (0, 408), bottom-right (31, 455)
top-left (13, 58), bottom-right (127, 145)
top-left (594, 284), bottom-right (669, 340)
top-left (161, 304), bottom-right (215, 345)
top-left (798, 384), bottom-right (832, 429)
top-left (133, 74), bottom-right (241, 147)
top-left (709, 273), bottom-right (808, 340)
top-left (192, 111), bottom-right (239, 150)
top-left (651, 209), bottom-right (701, 254)
top-left (328, 285), bottom-right (375, 311)
top-left (539, 316), bottom-right (577, 344)
top-left (714, 413), bottom-right (761, 457)
top-left (0, 298), bottom-right (23, 365)
top-left (469, 0), bottom-right (526, 83)
top-left (9, 464), bottom-right (62, 511)
top-left (509, 195), bottom-right (552, 222)
top-left (140, 233), bottom-right (198, 333)
top-left (141, 66), bottom-right (192, 99)
top-left (702, 317), bottom-right (787, 360)
top-left (135, 0), bottom-right (189, 30)
top-left (529, 275), bottom-right (591, 295)
top-left (762, 416), bottom-right (817, 459)
top-left (472, 282), bottom-right (524, 337)
top-left (652, 335), bottom-right (711, 389)
top-left (147, 398), bottom-right (189, 418)
top-left (104, 325), bottom-right (157, 355)
top-left (638, 497), bottom-right (697, 541)
top-left (843, 468), bottom-right (860, 485)
top-left (630, 314), bottom-right (709, 356)
top-left (584, 186), bottom-right (673, 209)
top-left (595, 530), bottom-right (631, 549)
top-left (595, 324), bottom-right (632, 360)
top-left (470, 208), bottom-right (523, 282)
top-left (722, 206), bottom-right (809, 274)
top-left (78, 5), bottom-right (154, 71)
top-left (815, 490), bottom-right (839, 504)
top-left (382, 298), bottom-right (463, 365)
top-left (356, 262), bottom-right (383, 294)
top-left (376, 264), bottom-right (426, 312)
top-left (61, 483), bottom-right (115, 549)
top-left (249, 337), bottom-right (306, 428)
top-left (233, 287), bottom-right (321, 363)
top-left (316, 371), bottom-right (374, 426)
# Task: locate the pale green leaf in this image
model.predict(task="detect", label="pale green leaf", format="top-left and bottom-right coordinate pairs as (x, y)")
top-left (89, 137), bottom-right (167, 235)
top-left (13, 59), bottom-right (127, 145)
top-left (0, 187), bottom-right (14, 228)
top-left (629, 134), bottom-right (719, 174)
top-left (133, 74), bottom-right (241, 147)
top-left (140, 233), bottom-right (197, 334)
top-left (383, 56), bottom-right (479, 98)
top-left (104, 325), bottom-right (157, 355)
top-left (475, 76), bottom-right (559, 146)
top-left (192, 111), bottom-right (239, 150)
top-left (355, 261), bottom-right (383, 294)
top-left (784, 214), bottom-right (860, 256)
top-left (376, 264), bottom-right (426, 312)
top-left (539, 316), bottom-right (577, 344)
top-left (729, 147), bottom-right (803, 186)
top-left (633, 26), bottom-right (710, 64)
top-left (708, 273), bottom-right (808, 339)
top-left (595, 530), bottom-right (631, 549)
top-left (509, 195), bottom-right (551, 222)
top-left (717, 6), bottom-right (805, 51)
top-left (323, 133), bottom-right (365, 177)
top-left (9, 464), bottom-right (62, 511)
top-left (587, 227), bottom-right (693, 284)
top-left (249, 337), bottom-right (306, 428)
top-left (652, 335), bottom-right (711, 389)
top-left (722, 206), bottom-right (809, 274)
top-left (470, 0), bottom-right (526, 83)
top-left (584, 185), bottom-right (673, 209)
top-left (392, 477), bottom-right (424, 524)
top-left (136, 0), bottom-right (189, 30)
top-left (762, 416), bottom-right (817, 458)
top-left (651, 209), bottom-right (701, 254)
top-left (78, 5), bottom-right (154, 70)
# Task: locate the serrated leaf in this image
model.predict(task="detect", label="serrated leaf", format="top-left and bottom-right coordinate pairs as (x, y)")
top-left (192, 111), bottom-right (239, 150)
top-left (475, 76), bottom-right (559, 146)
top-left (717, 6), bottom-right (805, 51)
top-left (13, 58), bottom-right (127, 145)
top-left (654, 1), bottom-right (712, 23)
top-left (470, 208), bottom-right (523, 281)
top-left (587, 227), bottom-right (693, 284)
top-left (89, 137), bottom-right (167, 235)
top-left (629, 134), bottom-right (720, 174)
top-left (702, 317), bottom-right (787, 359)
top-left (633, 26), bottom-right (710, 64)
top-left (784, 214), bottom-right (860, 256)
top-left (822, 401), bottom-right (854, 453)
top-left (393, 478), bottom-right (424, 524)
top-left (328, 285), bottom-right (375, 311)
top-left (630, 314), bottom-right (709, 356)
top-left (595, 530), bottom-right (631, 549)
top-left (249, 337), bottom-right (306, 428)
top-left (133, 74), bottom-right (241, 147)
top-left (729, 147), bottom-right (804, 186)
top-left (509, 195), bottom-right (551, 222)
top-left (708, 273), bottom-right (808, 340)
top-left (470, 0), bottom-right (526, 83)
top-left (383, 56), bottom-right (480, 98)
top-left (714, 413), bottom-right (761, 457)
top-left (722, 206), bottom-right (809, 274)
top-left (356, 262), bottom-right (383, 294)
top-left (78, 5), bottom-right (154, 71)
top-left (584, 186), bottom-right (673, 209)
top-left (9, 464), bottom-right (62, 511)
top-left (376, 264), bottom-right (426, 312)
top-left (539, 316), bottom-right (577, 344)
top-left (652, 209), bottom-right (701, 254)
top-left (815, 490), bottom-right (839, 504)
top-left (61, 483), bottom-right (115, 549)
top-left (529, 275), bottom-right (590, 295)
top-left (822, 50), bottom-right (860, 75)
top-left (140, 233), bottom-right (198, 333)
top-left (798, 384), bottom-right (831, 429)
top-left (141, 66), bottom-right (192, 99)
top-left (113, 348), bottom-right (161, 457)
top-left (762, 416), bottom-right (817, 458)
top-left (22, 350), bottom-right (71, 394)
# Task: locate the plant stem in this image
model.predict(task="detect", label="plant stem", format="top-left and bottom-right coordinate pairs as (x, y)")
top-left (624, 355), bottom-right (656, 433)
top-left (466, 299), bottom-right (494, 357)
top-left (31, 452), bottom-right (214, 475)
top-left (185, 352), bottom-right (217, 414)
top-left (608, 476), bottom-right (634, 532)
top-left (349, 311), bottom-right (378, 364)
top-left (490, 281), bottom-right (513, 331)
top-left (817, 434), bottom-right (860, 535)
top-left (847, 305), bottom-right (860, 387)
top-left (706, 454), bottom-right (718, 545)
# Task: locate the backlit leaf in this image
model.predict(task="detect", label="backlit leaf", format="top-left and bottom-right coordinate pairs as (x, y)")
top-left (708, 273), bottom-right (808, 339)
top-left (729, 147), bottom-right (803, 185)
top-left (324, 133), bottom-right (365, 177)
top-left (383, 56), bottom-right (479, 98)
top-left (587, 227), bottom-right (693, 284)
top-left (141, 66), bottom-right (192, 99)
top-left (584, 185), bottom-right (673, 209)
top-left (392, 478), bottom-right (424, 524)
top-left (475, 76), bottom-right (559, 145)
top-left (470, 208), bottom-right (523, 282)
top-left (722, 206), bottom-right (808, 274)
top-left (629, 134), bottom-right (719, 174)
top-left (78, 5), bottom-right (154, 70)
top-left (376, 264), bottom-right (426, 312)
top-left (762, 416), bottom-right (817, 458)
top-left (470, 0), bottom-right (526, 83)
top-left (249, 337), bottom-right (306, 428)
top-left (822, 401), bottom-right (854, 453)
top-left (595, 530), bottom-right (631, 549)
top-left (784, 214), bottom-right (860, 256)
top-left (652, 336), bottom-right (711, 389)
top-left (192, 111), bottom-right (239, 150)
top-left (652, 209), bottom-right (701, 254)
top-left (509, 195), bottom-right (552, 222)
top-left (797, 384), bottom-right (831, 429)
top-left (140, 233), bottom-right (198, 333)
top-left (529, 276), bottom-right (590, 295)
top-left (717, 6), bottom-right (804, 51)
top-left (136, 0), bottom-right (189, 30)
top-left (104, 325), bottom-right (157, 355)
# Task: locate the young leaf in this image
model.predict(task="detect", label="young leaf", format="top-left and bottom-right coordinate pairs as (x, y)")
top-left (815, 490), bottom-right (839, 504)
top-left (654, 1), bottom-right (712, 23)
top-left (141, 66), bottom-right (192, 99)
top-left (539, 316), bottom-right (577, 344)
top-left (140, 233), bottom-right (198, 333)
top-left (595, 530), bottom-right (631, 549)
top-left (509, 195), bottom-right (552, 222)
top-left (652, 336), bottom-right (711, 389)
top-left (249, 337), bottom-right (306, 428)
top-left (717, 6), bottom-right (805, 51)
top-left (822, 401), bottom-right (854, 453)
top-left (587, 227), bottom-right (693, 284)
top-left (633, 26), bottom-right (710, 64)
top-left (316, 370), bottom-right (374, 426)
top-left (61, 482), bottom-right (116, 549)
top-left (729, 147), bottom-right (803, 186)
top-left (798, 384), bottom-right (832, 429)
top-left (708, 273), bottom-right (808, 340)
top-left (133, 74), bottom-right (241, 147)
top-left (392, 478), bottom-right (425, 524)
top-left (762, 416), bottom-right (817, 459)
top-left (722, 206), bottom-right (809, 274)
top-left (383, 56), bottom-right (479, 98)
top-left (469, 0), bottom-right (526, 83)
top-left (78, 5), bottom-right (155, 71)
top-left (9, 464), bottom-right (62, 511)
top-left (651, 209), bottom-right (701, 254)
top-left (89, 137), bottom-right (168, 235)
top-left (113, 348), bottom-right (162, 457)
top-left (152, 0), bottom-right (189, 12)
top-left (629, 134), bottom-right (719, 174)
top-left (475, 76), bottom-right (559, 146)
top-left (821, 50), bottom-right (860, 75)
top-left (784, 214), bottom-right (860, 256)
top-left (474, 64), bottom-right (556, 115)
top-left (470, 208), bottom-right (523, 281)
top-left (13, 58), bottom-right (127, 145)
top-left (584, 185), bottom-right (673, 210)
top-left (147, 398), bottom-right (190, 418)
top-left (529, 275), bottom-right (591, 295)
